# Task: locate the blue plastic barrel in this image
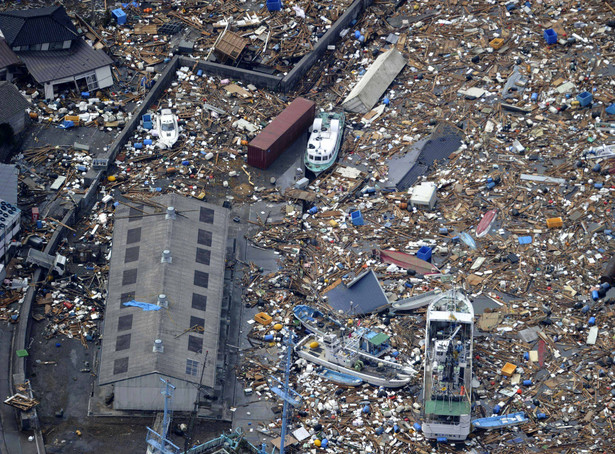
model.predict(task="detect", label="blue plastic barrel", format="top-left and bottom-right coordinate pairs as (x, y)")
top-left (536, 412), bottom-right (547, 419)
top-left (134, 143), bottom-right (143, 149)
top-left (589, 316), bottom-right (596, 326)
top-left (375, 427), bottom-right (384, 435)
top-left (523, 352), bottom-right (530, 360)
top-left (413, 422), bottom-right (422, 431)
top-left (263, 334), bottom-right (274, 342)
top-left (143, 139), bottom-right (153, 145)
top-left (493, 405), bottom-right (501, 414)
top-left (436, 437), bottom-right (448, 443)
top-left (523, 379), bottom-right (533, 386)
top-left (592, 290), bottom-right (600, 301)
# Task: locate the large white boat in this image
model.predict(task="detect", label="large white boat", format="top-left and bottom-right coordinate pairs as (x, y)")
top-left (155, 108), bottom-right (179, 148)
top-left (421, 289), bottom-right (474, 441)
top-left (304, 111), bottom-right (345, 177)
top-left (295, 333), bottom-right (414, 388)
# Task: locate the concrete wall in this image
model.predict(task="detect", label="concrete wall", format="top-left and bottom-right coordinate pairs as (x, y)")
top-left (113, 374), bottom-right (197, 411)
top-left (177, 0), bottom-right (374, 93)
top-left (281, 0), bottom-right (374, 91)
top-left (180, 58), bottom-right (283, 91)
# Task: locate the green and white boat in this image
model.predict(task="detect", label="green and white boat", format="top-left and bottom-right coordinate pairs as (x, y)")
top-left (304, 111), bottom-right (345, 176)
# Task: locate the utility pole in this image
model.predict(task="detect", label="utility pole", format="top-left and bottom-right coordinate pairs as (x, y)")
top-left (184, 351), bottom-right (208, 453)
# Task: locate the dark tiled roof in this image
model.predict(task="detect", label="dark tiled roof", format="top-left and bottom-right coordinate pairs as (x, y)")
top-left (0, 81), bottom-right (30, 124)
top-left (0, 6), bottom-right (79, 47)
top-left (18, 39), bottom-right (112, 84)
top-left (0, 38), bottom-right (20, 69)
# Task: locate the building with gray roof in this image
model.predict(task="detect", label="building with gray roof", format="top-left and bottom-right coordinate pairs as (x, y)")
top-left (0, 6), bottom-right (113, 99)
top-left (99, 194), bottom-right (230, 412)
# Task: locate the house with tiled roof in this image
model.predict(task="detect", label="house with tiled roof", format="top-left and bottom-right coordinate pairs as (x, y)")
top-left (0, 6), bottom-right (113, 99)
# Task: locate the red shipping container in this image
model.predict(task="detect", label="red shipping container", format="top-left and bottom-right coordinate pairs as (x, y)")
top-left (248, 97), bottom-right (316, 170)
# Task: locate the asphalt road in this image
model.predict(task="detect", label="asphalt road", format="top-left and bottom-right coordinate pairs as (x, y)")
top-left (0, 323), bottom-right (37, 454)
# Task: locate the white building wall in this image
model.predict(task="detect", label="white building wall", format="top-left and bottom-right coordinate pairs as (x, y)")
top-left (44, 64), bottom-right (113, 99)
top-left (95, 65), bottom-right (113, 90)
top-left (113, 374), bottom-right (198, 411)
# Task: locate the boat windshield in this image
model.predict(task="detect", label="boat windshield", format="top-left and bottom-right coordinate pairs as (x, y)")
top-left (431, 293), bottom-right (472, 314)
top-left (161, 122), bottom-right (175, 131)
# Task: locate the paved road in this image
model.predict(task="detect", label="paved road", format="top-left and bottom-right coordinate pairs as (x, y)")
top-left (0, 323), bottom-right (22, 454)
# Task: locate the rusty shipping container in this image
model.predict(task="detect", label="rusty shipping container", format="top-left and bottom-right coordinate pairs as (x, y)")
top-left (248, 97), bottom-right (316, 170)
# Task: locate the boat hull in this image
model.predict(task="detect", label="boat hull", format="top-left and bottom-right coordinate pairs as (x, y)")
top-left (476, 209), bottom-right (497, 238)
top-left (318, 368), bottom-right (363, 387)
top-left (297, 349), bottom-right (410, 388)
top-left (304, 112), bottom-right (345, 176)
top-left (472, 412), bottom-right (528, 430)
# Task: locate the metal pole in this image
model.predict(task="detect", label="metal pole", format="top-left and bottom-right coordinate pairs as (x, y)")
top-left (279, 334), bottom-right (292, 454)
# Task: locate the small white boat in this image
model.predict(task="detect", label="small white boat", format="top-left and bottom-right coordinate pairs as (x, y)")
top-left (304, 111), bottom-right (345, 177)
top-left (293, 304), bottom-right (342, 337)
top-left (295, 333), bottom-right (414, 388)
top-left (390, 289), bottom-right (442, 313)
top-left (155, 109), bottom-right (179, 148)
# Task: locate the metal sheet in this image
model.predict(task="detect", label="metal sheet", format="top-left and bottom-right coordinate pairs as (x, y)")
top-left (248, 97), bottom-right (315, 169)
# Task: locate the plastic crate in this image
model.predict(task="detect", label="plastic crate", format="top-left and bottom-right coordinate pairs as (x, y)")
top-left (576, 91), bottom-right (593, 107)
top-left (112, 8), bottom-right (127, 25)
top-left (546, 217), bottom-right (563, 229)
top-left (416, 246), bottom-right (432, 262)
top-left (501, 362), bottom-right (517, 377)
top-left (489, 38), bottom-right (505, 50)
top-left (350, 210), bottom-right (364, 226)
top-left (543, 28), bottom-right (557, 44)
top-left (266, 0), bottom-right (282, 11)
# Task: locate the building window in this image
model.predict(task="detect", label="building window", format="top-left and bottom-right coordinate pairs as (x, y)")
top-left (194, 270), bottom-right (209, 288)
top-left (197, 229), bottom-right (212, 247)
top-left (191, 294), bottom-right (207, 311)
top-left (117, 314), bottom-right (133, 331)
top-left (126, 227), bottom-right (141, 243)
top-left (122, 269), bottom-right (137, 285)
top-left (29, 44), bottom-right (42, 51)
top-left (190, 316), bottom-right (205, 331)
top-left (186, 359), bottom-right (199, 376)
top-left (199, 207), bottom-right (215, 224)
top-left (113, 357), bottom-right (129, 374)
top-left (49, 41), bottom-right (64, 50)
top-left (115, 333), bottom-right (131, 351)
top-left (129, 205), bottom-right (143, 222)
top-left (120, 292), bottom-right (135, 308)
top-left (124, 246), bottom-right (139, 263)
top-left (188, 335), bottom-right (203, 353)
top-left (195, 248), bottom-right (210, 265)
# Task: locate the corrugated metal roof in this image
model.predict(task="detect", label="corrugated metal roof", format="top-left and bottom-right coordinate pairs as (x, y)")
top-left (98, 194), bottom-right (229, 389)
top-left (0, 38), bottom-right (20, 69)
top-left (0, 164), bottom-right (19, 205)
top-left (18, 38), bottom-right (112, 84)
top-left (249, 97), bottom-right (315, 150)
top-left (0, 81), bottom-right (30, 126)
top-left (0, 6), bottom-right (78, 47)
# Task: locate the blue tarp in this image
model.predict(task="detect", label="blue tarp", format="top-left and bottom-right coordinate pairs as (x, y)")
top-left (123, 300), bottom-right (161, 311)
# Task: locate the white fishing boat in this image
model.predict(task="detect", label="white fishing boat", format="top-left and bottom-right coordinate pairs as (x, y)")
top-left (295, 333), bottom-right (414, 388)
top-left (155, 108), bottom-right (179, 148)
top-left (422, 289), bottom-right (474, 441)
top-left (293, 304), bottom-right (343, 337)
top-left (304, 111), bottom-right (345, 177)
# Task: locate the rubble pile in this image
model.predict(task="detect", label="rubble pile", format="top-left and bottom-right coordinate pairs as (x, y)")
top-left (4, 0), bottom-right (615, 451)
